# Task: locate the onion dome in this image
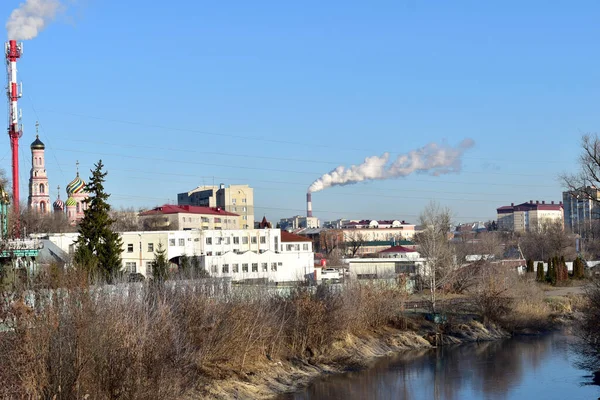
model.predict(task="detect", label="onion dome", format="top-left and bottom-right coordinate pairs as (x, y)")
top-left (53, 198), bottom-right (64, 211)
top-left (66, 173), bottom-right (86, 195)
top-left (30, 135), bottom-right (45, 150)
top-left (65, 196), bottom-right (77, 207)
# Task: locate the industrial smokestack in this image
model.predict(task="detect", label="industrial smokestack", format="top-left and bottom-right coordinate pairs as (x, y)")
top-left (306, 192), bottom-right (313, 218)
top-left (308, 139), bottom-right (475, 193)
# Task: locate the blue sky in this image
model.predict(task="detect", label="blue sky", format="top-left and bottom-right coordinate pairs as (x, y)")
top-left (1, 1), bottom-right (597, 224)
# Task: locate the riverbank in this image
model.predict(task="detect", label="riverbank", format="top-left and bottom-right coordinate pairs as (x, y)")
top-left (0, 278), bottom-right (584, 399)
top-left (189, 290), bottom-right (583, 399)
top-left (189, 319), bottom-right (513, 399)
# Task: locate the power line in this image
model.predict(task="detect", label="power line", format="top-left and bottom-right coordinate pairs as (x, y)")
top-left (35, 108), bottom-right (579, 166)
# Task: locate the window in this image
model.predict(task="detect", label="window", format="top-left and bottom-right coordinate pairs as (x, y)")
top-left (206, 237), bottom-right (212, 245)
top-left (76, 203), bottom-right (80, 213)
top-left (216, 237), bottom-right (222, 245)
top-left (242, 198), bottom-right (247, 203)
top-left (232, 199), bottom-right (236, 205)
top-left (169, 239), bottom-right (176, 246)
top-left (201, 217), bottom-right (209, 223)
top-left (233, 237), bottom-right (239, 244)
top-left (303, 244), bottom-right (309, 251)
top-left (125, 262), bottom-right (136, 273)
top-left (295, 245), bottom-right (300, 251)
top-left (252, 263), bottom-right (258, 272)
top-left (287, 244), bottom-right (294, 251)
top-left (260, 236), bottom-right (266, 244)
top-left (242, 263), bottom-right (249, 272)
top-left (214, 218), bottom-right (221, 223)
top-left (146, 261), bottom-right (155, 275)
top-left (206, 251), bottom-right (213, 256)
top-left (243, 216), bottom-right (247, 220)
top-left (242, 237), bottom-right (248, 244)
top-left (127, 244), bottom-right (134, 253)
top-left (222, 264), bottom-right (229, 273)
top-left (39, 183), bottom-right (44, 193)
top-left (261, 263), bottom-right (268, 272)
top-left (243, 207), bottom-right (247, 212)
top-left (179, 238), bottom-right (185, 246)
top-left (215, 252), bottom-right (222, 256)
top-left (233, 207), bottom-right (237, 212)
top-left (224, 237), bottom-right (230, 244)
top-left (211, 265), bottom-right (217, 273)
top-left (233, 263), bottom-right (239, 273)
top-left (148, 243), bottom-right (154, 252)
top-left (251, 237), bottom-right (257, 244)
top-left (271, 263), bottom-right (277, 272)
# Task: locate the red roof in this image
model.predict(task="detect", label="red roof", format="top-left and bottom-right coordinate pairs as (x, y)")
top-left (139, 204), bottom-right (239, 217)
top-left (379, 245), bottom-right (416, 254)
top-left (281, 231), bottom-right (312, 243)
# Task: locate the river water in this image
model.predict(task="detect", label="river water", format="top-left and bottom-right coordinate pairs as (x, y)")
top-left (282, 332), bottom-right (600, 400)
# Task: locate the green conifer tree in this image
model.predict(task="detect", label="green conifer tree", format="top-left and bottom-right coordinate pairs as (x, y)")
top-left (152, 242), bottom-right (169, 283)
top-left (573, 257), bottom-right (585, 279)
top-left (526, 259), bottom-right (534, 273)
top-left (74, 160), bottom-right (123, 283)
top-left (536, 261), bottom-right (545, 282)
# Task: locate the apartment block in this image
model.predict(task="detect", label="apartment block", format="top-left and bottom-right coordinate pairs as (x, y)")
top-left (178, 184), bottom-right (254, 228)
top-left (496, 200), bottom-right (563, 232)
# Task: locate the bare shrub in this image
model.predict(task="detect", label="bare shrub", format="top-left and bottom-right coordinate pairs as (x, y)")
top-left (0, 276), bottom-right (416, 397)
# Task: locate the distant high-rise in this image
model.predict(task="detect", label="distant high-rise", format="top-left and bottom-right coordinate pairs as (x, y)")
top-left (178, 184), bottom-right (254, 229)
top-left (562, 187), bottom-right (600, 234)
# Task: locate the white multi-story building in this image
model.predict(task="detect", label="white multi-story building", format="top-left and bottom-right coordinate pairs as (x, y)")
top-left (279, 215), bottom-right (320, 230)
top-left (45, 228), bottom-right (314, 284)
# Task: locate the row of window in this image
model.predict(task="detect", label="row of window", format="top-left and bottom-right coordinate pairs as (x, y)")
top-left (127, 242), bottom-right (156, 252)
top-left (284, 244), bottom-right (309, 251)
top-left (206, 236), bottom-right (267, 245)
top-left (127, 239), bottom-right (308, 253)
top-left (181, 216), bottom-right (238, 224)
top-left (213, 262), bottom-right (281, 274)
top-left (125, 261), bottom-right (155, 274)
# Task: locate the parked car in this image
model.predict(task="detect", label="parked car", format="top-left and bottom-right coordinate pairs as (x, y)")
top-left (321, 268), bottom-right (341, 280)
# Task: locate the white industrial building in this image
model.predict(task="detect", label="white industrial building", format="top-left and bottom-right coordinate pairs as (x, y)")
top-left (44, 228), bottom-right (314, 284)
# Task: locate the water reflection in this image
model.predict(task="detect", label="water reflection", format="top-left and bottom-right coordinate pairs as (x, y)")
top-left (283, 333), bottom-right (600, 400)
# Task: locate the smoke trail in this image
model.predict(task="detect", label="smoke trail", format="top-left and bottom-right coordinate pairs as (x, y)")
top-left (308, 138), bottom-right (475, 193)
top-left (6, 0), bottom-right (63, 40)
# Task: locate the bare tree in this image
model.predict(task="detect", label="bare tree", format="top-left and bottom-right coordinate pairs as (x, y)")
top-left (344, 231), bottom-right (366, 258)
top-left (110, 207), bottom-right (140, 232)
top-left (20, 203), bottom-right (74, 235)
top-left (319, 230), bottom-right (342, 256)
top-left (141, 214), bottom-right (174, 231)
top-left (562, 134), bottom-right (600, 199)
top-left (414, 201), bottom-right (456, 313)
top-left (519, 220), bottom-right (575, 261)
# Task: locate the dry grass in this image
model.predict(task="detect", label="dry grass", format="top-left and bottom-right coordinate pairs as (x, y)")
top-left (499, 275), bottom-right (553, 333)
top-left (0, 277), bottom-right (410, 399)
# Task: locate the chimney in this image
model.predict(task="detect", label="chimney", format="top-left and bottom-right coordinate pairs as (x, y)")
top-left (530, 200), bottom-right (533, 204)
top-left (536, 200), bottom-right (539, 204)
top-left (542, 201), bottom-right (545, 204)
top-left (511, 203), bottom-right (514, 206)
top-left (306, 193), bottom-right (313, 218)
top-left (551, 201), bottom-right (554, 204)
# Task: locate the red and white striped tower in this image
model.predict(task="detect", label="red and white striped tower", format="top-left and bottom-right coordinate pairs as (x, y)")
top-left (5, 40), bottom-right (23, 227)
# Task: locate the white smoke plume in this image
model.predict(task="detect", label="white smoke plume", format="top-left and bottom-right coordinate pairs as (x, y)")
top-left (308, 138), bottom-right (475, 193)
top-left (6, 0), bottom-right (63, 40)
